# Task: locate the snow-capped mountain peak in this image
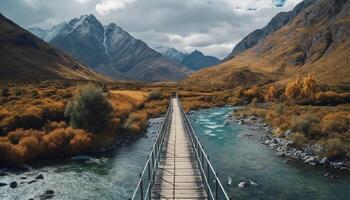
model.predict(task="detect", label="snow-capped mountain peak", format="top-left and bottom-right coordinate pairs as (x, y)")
top-left (150, 44), bottom-right (186, 63)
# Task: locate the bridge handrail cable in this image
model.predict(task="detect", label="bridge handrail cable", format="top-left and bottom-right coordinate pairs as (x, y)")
top-left (129, 97), bottom-right (173, 200)
top-left (176, 95), bottom-right (230, 200)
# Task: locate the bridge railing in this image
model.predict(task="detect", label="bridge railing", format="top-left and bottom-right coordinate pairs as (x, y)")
top-left (129, 97), bottom-right (173, 200)
top-left (176, 95), bottom-right (230, 200)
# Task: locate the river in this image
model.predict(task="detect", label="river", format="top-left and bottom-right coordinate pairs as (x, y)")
top-left (1, 107), bottom-right (350, 200)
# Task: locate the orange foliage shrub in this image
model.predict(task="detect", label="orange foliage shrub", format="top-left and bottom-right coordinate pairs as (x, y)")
top-left (285, 75), bottom-right (318, 100)
top-left (301, 74), bottom-right (317, 98)
top-left (123, 111), bottom-right (148, 134)
top-left (315, 91), bottom-right (350, 105)
top-left (0, 127), bottom-right (92, 166)
top-left (321, 112), bottom-right (350, 134)
top-left (264, 85), bottom-right (278, 101)
top-left (244, 86), bottom-right (263, 102)
top-left (285, 77), bottom-right (303, 99)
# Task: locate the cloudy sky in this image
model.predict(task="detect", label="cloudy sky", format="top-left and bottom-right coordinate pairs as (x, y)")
top-left (0, 0), bottom-right (302, 58)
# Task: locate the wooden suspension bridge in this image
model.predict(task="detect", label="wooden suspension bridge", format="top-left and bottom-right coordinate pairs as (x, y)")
top-left (130, 94), bottom-right (230, 200)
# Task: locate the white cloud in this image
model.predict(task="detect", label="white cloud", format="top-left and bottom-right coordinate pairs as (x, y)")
top-left (0, 0), bottom-right (303, 58)
top-left (95, 0), bottom-right (135, 15)
top-left (74, 0), bottom-right (91, 3)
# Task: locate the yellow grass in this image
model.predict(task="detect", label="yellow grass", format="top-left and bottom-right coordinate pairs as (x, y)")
top-left (111, 90), bottom-right (149, 105)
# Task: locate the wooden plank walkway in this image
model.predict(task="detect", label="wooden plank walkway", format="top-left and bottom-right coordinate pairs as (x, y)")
top-left (151, 98), bottom-right (207, 199)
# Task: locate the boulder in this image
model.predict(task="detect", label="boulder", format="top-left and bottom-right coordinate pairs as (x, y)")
top-left (284, 129), bottom-right (293, 137)
top-left (319, 157), bottom-right (329, 165)
top-left (0, 182), bottom-right (7, 187)
top-left (272, 138), bottom-right (279, 144)
top-left (28, 180), bottom-right (37, 184)
top-left (334, 162), bottom-right (345, 167)
top-left (10, 181), bottom-right (17, 189)
top-left (238, 181), bottom-right (249, 188)
top-left (45, 190), bottom-right (55, 195)
top-left (276, 152), bottom-right (286, 157)
top-left (35, 174), bottom-right (44, 179)
top-left (304, 156), bottom-right (319, 166)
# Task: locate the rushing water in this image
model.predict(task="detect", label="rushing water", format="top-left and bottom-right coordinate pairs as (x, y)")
top-left (1, 107), bottom-right (350, 200)
top-left (0, 118), bottom-right (163, 200)
top-left (188, 106), bottom-right (350, 200)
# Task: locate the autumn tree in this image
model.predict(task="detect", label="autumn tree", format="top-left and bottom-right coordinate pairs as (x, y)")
top-left (285, 77), bottom-right (303, 99)
top-left (264, 85), bottom-right (278, 102)
top-left (301, 74), bottom-right (317, 98)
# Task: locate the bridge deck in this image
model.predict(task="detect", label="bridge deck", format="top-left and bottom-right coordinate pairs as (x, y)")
top-left (151, 98), bottom-right (207, 199)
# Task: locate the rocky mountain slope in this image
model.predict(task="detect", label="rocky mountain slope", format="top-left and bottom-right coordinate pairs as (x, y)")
top-left (181, 50), bottom-right (221, 71)
top-left (224, 0), bottom-right (316, 61)
top-left (0, 13), bottom-right (107, 81)
top-left (151, 44), bottom-right (221, 70)
top-left (182, 0), bottom-right (350, 90)
top-left (151, 44), bottom-right (186, 63)
top-left (29, 15), bottom-right (191, 81)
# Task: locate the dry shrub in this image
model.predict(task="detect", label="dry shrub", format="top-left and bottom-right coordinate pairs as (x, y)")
top-left (290, 113), bottom-right (321, 138)
top-left (40, 100), bottom-right (65, 121)
top-left (2, 106), bottom-right (45, 133)
top-left (234, 106), bottom-right (267, 118)
top-left (148, 88), bottom-right (163, 100)
top-left (244, 86), bottom-right (263, 102)
top-left (264, 85), bottom-right (278, 101)
top-left (123, 111), bottom-right (148, 134)
top-left (65, 84), bottom-right (113, 133)
top-left (318, 138), bottom-right (348, 159)
top-left (144, 99), bottom-right (169, 117)
top-left (234, 86), bottom-right (245, 98)
top-left (288, 132), bottom-right (308, 148)
top-left (301, 74), bottom-right (317, 98)
top-left (0, 127), bottom-right (92, 166)
top-left (315, 91), bottom-right (350, 105)
top-left (285, 75), bottom-right (318, 100)
top-left (1, 86), bottom-right (9, 97)
top-left (285, 77), bottom-right (303, 99)
top-left (42, 121), bottom-right (68, 132)
top-left (321, 112), bottom-right (350, 134)
top-left (43, 127), bottom-right (92, 155)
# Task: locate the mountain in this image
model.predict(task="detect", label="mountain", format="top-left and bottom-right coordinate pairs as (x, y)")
top-left (181, 50), bottom-right (221, 71)
top-left (224, 0), bottom-right (315, 61)
top-left (29, 15), bottom-right (191, 81)
top-left (151, 44), bottom-right (221, 71)
top-left (0, 13), bottom-right (107, 81)
top-left (150, 44), bottom-right (186, 63)
top-left (182, 0), bottom-right (350, 90)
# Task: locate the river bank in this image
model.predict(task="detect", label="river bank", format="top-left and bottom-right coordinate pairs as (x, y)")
top-left (228, 110), bottom-right (350, 173)
top-left (0, 117), bottom-right (163, 200)
top-left (188, 106), bottom-right (350, 200)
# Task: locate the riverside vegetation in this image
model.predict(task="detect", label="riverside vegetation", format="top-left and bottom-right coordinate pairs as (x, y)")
top-left (0, 80), bottom-right (237, 167)
top-left (0, 81), bottom-right (169, 166)
top-left (1, 76), bottom-right (349, 168)
top-left (232, 75), bottom-right (350, 168)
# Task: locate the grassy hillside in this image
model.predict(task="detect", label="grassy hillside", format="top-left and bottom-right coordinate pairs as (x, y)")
top-left (0, 14), bottom-right (107, 81)
top-left (182, 0), bottom-right (350, 90)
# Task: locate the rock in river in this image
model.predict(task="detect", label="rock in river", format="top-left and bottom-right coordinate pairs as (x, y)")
top-left (238, 181), bottom-right (249, 188)
top-left (35, 174), bottom-right (44, 179)
top-left (10, 181), bottom-right (17, 189)
top-left (0, 182), bottom-right (7, 187)
top-left (319, 157), bottom-right (329, 165)
top-left (45, 190), bottom-right (55, 195)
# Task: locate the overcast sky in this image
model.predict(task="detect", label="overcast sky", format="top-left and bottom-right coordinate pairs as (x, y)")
top-left (0, 0), bottom-right (302, 58)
